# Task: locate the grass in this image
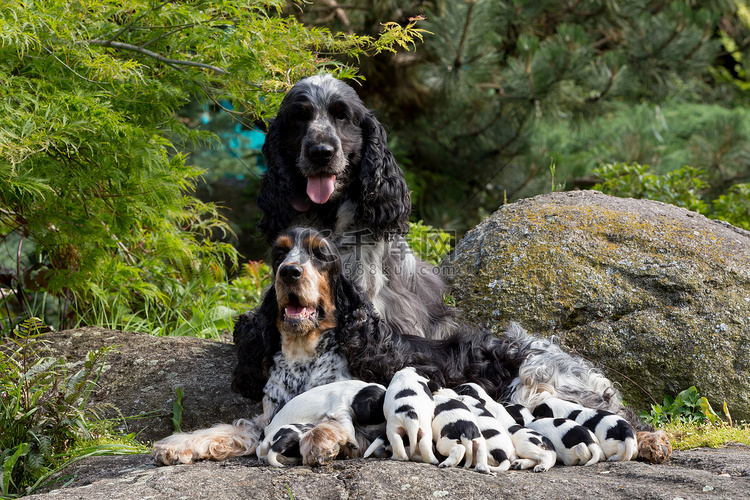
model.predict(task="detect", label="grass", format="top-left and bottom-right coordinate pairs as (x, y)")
top-left (638, 386), bottom-right (750, 451)
top-left (664, 421), bottom-right (750, 451)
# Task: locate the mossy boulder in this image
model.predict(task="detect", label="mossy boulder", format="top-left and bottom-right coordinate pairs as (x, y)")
top-left (443, 190), bottom-right (750, 421)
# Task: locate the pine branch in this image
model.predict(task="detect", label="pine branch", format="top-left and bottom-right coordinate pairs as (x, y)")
top-left (453, 2), bottom-right (475, 69)
top-left (586, 66), bottom-right (618, 103)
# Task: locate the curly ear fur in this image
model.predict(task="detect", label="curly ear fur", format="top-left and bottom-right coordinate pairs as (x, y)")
top-left (332, 274), bottom-right (372, 334)
top-left (231, 287), bottom-right (281, 400)
top-left (352, 112), bottom-right (411, 239)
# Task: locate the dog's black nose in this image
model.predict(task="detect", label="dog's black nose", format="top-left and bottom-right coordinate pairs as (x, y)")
top-left (279, 264), bottom-right (304, 283)
top-left (309, 144), bottom-right (334, 163)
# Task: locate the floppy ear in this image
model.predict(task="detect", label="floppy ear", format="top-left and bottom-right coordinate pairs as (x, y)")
top-left (257, 118), bottom-right (301, 244)
top-left (231, 287), bottom-right (281, 400)
top-left (353, 112), bottom-right (411, 239)
top-left (332, 274), bottom-right (372, 333)
top-left (332, 273), bottom-right (402, 386)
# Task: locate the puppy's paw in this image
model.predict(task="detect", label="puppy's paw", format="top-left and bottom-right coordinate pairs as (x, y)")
top-left (636, 430), bottom-right (672, 464)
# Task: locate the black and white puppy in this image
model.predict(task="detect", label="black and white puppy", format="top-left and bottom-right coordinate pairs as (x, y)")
top-left (259, 423), bottom-right (315, 467)
top-left (432, 388), bottom-right (492, 474)
top-left (382, 367), bottom-right (438, 464)
top-left (532, 396), bottom-right (638, 462)
top-left (454, 383), bottom-right (556, 473)
top-left (257, 380), bottom-right (386, 466)
top-left (527, 417), bottom-right (603, 466)
top-left (457, 393), bottom-right (516, 473)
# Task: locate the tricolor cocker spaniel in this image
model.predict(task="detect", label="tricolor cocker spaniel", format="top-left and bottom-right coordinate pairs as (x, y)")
top-left (152, 228), bottom-right (671, 466)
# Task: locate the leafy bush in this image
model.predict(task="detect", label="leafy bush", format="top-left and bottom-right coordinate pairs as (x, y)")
top-left (593, 162), bottom-right (750, 230)
top-left (593, 163), bottom-right (709, 213)
top-left (639, 386), bottom-right (721, 427)
top-left (0, 0), bottom-right (425, 335)
top-left (640, 386), bottom-right (750, 451)
top-left (404, 221), bottom-right (454, 267)
top-left (0, 319), bottom-right (147, 497)
top-left (713, 183), bottom-right (750, 231)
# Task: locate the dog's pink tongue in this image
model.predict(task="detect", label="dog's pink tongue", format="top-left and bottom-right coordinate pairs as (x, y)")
top-left (306, 175), bottom-right (336, 204)
top-left (286, 305), bottom-right (306, 316)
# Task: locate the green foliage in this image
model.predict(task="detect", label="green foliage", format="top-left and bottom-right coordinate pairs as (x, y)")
top-left (664, 420), bottom-right (750, 451)
top-left (0, 0), bottom-right (424, 334)
top-left (713, 183), bottom-right (750, 230)
top-left (0, 319), bottom-right (146, 497)
top-left (593, 163), bottom-right (709, 213)
top-left (375, 0), bottom-right (739, 231)
top-left (405, 221), bottom-right (454, 267)
top-left (639, 386), bottom-right (721, 427)
top-left (593, 162), bottom-right (750, 230)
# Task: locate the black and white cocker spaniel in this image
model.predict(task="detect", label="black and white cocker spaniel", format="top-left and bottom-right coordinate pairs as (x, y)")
top-left (153, 228), bottom-right (672, 466)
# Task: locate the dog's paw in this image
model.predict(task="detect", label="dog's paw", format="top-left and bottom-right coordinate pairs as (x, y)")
top-left (152, 441), bottom-right (195, 466)
top-left (304, 442), bottom-right (341, 466)
top-left (636, 430), bottom-right (672, 464)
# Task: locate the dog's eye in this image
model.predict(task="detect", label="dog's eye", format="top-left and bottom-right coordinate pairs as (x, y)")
top-left (289, 105), bottom-right (311, 122)
top-left (272, 250), bottom-right (287, 268)
top-left (329, 102), bottom-right (349, 121)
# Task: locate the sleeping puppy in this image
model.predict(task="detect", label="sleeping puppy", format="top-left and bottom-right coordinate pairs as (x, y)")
top-left (382, 367), bottom-right (438, 464)
top-left (431, 388), bottom-right (492, 474)
top-left (257, 380), bottom-right (386, 466)
top-left (503, 402), bottom-right (535, 426)
top-left (456, 393), bottom-right (517, 473)
top-left (527, 417), bottom-right (603, 466)
top-left (454, 383), bottom-right (556, 472)
top-left (260, 423), bottom-right (315, 467)
top-left (532, 396), bottom-right (638, 462)
top-left (300, 419), bottom-right (359, 466)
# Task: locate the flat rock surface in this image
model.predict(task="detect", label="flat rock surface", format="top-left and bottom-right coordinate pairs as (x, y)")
top-left (27, 444), bottom-right (750, 499)
top-left (38, 327), bottom-right (259, 443)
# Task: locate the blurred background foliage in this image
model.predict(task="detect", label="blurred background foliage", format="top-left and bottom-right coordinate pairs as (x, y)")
top-left (190, 0), bottom-right (750, 246)
top-left (0, 0), bottom-right (425, 336)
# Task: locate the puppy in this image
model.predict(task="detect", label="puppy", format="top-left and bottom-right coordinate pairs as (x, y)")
top-left (527, 417), bottom-right (603, 466)
top-left (258, 380), bottom-right (386, 465)
top-left (383, 367), bottom-right (439, 464)
top-left (532, 396), bottom-right (638, 461)
top-left (457, 393), bottom-right (517, 473)
top-left (431, 388), bottom-right (492, 474)
top-left (362, 434), bottom-right (393, 459)
top-left (300, 419), bottom-right (358, 466)
top-left (503, 402), bottom-right (534, 426)
top-left (259, 423), bottom-right (315, 467)
top-left (454, 383), bottom-right (556, 473)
